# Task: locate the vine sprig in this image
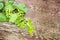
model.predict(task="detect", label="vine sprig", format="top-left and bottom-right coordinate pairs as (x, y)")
top-left (0, 0), bottom-right (34, 35)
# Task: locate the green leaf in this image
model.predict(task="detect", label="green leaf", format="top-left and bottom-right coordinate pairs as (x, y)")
top-left (18, 3), bottom-right (25, 8)
top-left (17, 3), bottom-right (28, 13)
top-left (5, 5), bottom-right (15, 12)
top-left (5, 0), bottom-right (15, 5)
top-left (22, 8), bottom-right (28, 13)
top-left (16, 18), bottom-right (26, 29)
top-left (26, 19), bottom-right (34, 34)
top-left (15, 16), bottom-right (24, 24)
top-left (18, 10), bottom-right (25, 15)
top-left (27, 19), bottom-right (33, 26)
top-left (0, 13), bottom-right (8, 22)
top-left (9, 0), bottom-right (15, 4)
top-left (5, 0), bottom-right (9, 5)
top-left (0, 3), bottom-right (3, 9)
top-left (17, 22), bottom-right (26, 29)
top-left (9, 14), bottom-right (19, 23)
top-left (28, 27), bottom-right (34, 35)
top-left (14, 17), bottom-right (19, 24)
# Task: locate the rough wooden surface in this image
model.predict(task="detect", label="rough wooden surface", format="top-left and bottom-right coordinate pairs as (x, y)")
top-left (0, 0), bottom-right (60, 40)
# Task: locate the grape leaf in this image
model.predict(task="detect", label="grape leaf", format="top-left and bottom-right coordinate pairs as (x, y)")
top-left (0, 3), bottom-right (3, 9)
top-left (0, 13), bottom-right (8, 22)
top-left (26, 19), bottom-right (34, 34)
top-left (9, 14), bottom-right (19, 23)
top-left (27, 19), bottom-right (33, 26)
top-left (15, 19), bottom-right (20, 25)
top-left (17, 3), bottom-right (28, 13)
top-left (15, 17), bottom-right (24, 24)
top-left (9, 0), bottom-right (15, 4)
top-left (28, 27), bottom-right (34, 35)
top-left (5, 0), bottom-right (14, 5)
top-left (17, 22), bottom-right (26, 29)
top-left (5, 5), bottom-right (15, 12)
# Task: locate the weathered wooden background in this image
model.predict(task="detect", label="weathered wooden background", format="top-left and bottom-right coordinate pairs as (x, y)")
top-left (0, 0), bottom-right (60, 40)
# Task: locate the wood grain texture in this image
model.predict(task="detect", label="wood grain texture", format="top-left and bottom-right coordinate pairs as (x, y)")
top-left (0, 0), bottom-right (60, 40)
